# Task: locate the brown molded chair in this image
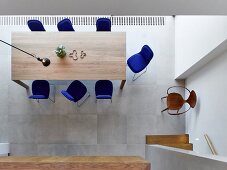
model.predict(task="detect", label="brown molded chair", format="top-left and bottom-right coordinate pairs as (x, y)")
top-left (161, 86), bottom-right (197, 115)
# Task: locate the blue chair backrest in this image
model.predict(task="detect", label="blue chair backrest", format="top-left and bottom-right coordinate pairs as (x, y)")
top-left (67, 80), bottom-right (87, 101)
top-left (57, 18), bottom-right (74, 31)
top-left (96, 18), bottom-right (111, 31)
top-left (32, 80), bottom-right (50, 97)
top-left (27, 20), bottom-right (45, 31)
top-left (95, 80), bottom-right (113, 95)
top-left (140, 45), bottom-right (154, 62)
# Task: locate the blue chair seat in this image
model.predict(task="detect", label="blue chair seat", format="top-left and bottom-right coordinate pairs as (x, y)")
top-left (127, 53), bottom-right (148, 73)
top-left (28, 80), bottom-right (50, 101)
top-left (29, 95), bottom-right (48, 99)
top-left (28, 80), bottom-right (55, 103)
top-left (95, 80), bottom-right (113, 101)
top-left (96, 95), bottom-right (112, 99)
top-left (61, 90), bottom-right (75, 101)
top-left (61, 80), bottom-right (89, 106)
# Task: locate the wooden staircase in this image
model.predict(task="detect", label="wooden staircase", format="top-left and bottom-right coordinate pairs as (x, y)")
top-left (146, 134), bottom-right (193, 151)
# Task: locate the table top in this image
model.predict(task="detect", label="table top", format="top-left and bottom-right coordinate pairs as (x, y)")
top-left (11, 32), bottom-right (126, 80)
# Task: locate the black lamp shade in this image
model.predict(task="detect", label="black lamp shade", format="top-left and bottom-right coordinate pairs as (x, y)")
top-left (42, 58), bottom-right (51, 67)
top-left (37, 57), bottom-right (50, 67)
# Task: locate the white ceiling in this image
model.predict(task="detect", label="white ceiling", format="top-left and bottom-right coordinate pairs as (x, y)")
top-left (0, 0), bottom-right (226, 15)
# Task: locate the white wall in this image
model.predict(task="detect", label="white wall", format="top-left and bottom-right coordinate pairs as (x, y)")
top-left (175, 16), bottom-right (227, 78)
top-left (146, 145), bottom-right (227, 170)
top-left (1, 0), bottom-right (227, 15)
top-left (186, 49), bottom-right (227, 156)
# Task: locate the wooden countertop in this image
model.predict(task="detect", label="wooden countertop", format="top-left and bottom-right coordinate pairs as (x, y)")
top-left (0, 156), bottom-right (150, 170)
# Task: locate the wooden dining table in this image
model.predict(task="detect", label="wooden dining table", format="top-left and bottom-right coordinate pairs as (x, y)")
top-left (11, 32), bottom-right (126, 89)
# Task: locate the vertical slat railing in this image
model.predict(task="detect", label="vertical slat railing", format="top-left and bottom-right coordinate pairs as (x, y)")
top-left (204, 134), bottom-right (217, 155)
top-left (0, 16), bottom-right (166, 26)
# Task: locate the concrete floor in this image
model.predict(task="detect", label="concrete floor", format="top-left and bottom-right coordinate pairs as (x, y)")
top-left (0, 16), bottom-right (185, 157)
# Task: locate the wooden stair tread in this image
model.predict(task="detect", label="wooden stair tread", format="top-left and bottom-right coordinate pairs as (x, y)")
top-left (146, 134), bottom-right (189, 144)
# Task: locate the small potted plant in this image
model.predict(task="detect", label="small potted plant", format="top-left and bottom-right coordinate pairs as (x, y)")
top-left (55, 45), bottom-right (66, 58)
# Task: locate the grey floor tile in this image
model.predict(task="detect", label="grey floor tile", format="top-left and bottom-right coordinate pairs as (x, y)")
top-left (8, 115), bottom-right (38, 143)
top-left (155, 114), bottom-right (185, 134)
top-left (72, 95), bottom-right (98, 115)
top-left (45, 85), bottom-right (73, 115)
top-left (124, 85), bottom-right (159, 116)
top-left (127, 115), bottom-right (157, 144)
top-left (0, 84), bottom-right (8, 116)
top-left (0, 115), bottom-right (8, 142)
top-left (97, 144), bottom-right (127, 156)
top-left (126, 63), bottom-right (157, 86)
top-left (8, 81), bottom-right (40, 116)
top-left (98, 114), bottom-right (127, 144)
top-left (0, 55), bottom-right (11, 82)
top-left (66, 115), bottom-right (97, 144)
top-left (67, 145), bottom-right (97, 156)
top-left (97, 96), bottom-right (128, 115)
top-left (37, 144), bottom-right (67, 156)
top-left (126, 144), bottom-right (145, 158)
top-left (10, 143), bottom-right (38, 156)
top-left (8, 99), bottom-right (40, 116)
top-left (37, 115), bottom-right (67, 143)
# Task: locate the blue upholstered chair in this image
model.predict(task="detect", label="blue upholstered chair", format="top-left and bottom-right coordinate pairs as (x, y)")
top-left (95, 80), bottom-right (113, 102)
top-left (27, 20), bottom-right (46, 31)
top-left (96, 18), bottom-right (111, 31)
top-left (29, 80), bottom-right (54, 102)
top-left (57, 18), bottom-right (75, 31)
top-left (61, 80), bottom-right (90, 106)
top-left (127, 45), bottom-right (154, 81)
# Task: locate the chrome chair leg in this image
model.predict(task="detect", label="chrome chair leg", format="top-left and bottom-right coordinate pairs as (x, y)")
top-left (49, 98), bottom-right (55, 103)
top-left (161, 96), bottom-right (167, 100)
top-left (95, 98), bottom-right (112, 103)
top-left (132, 67), bottom-right (147, 81)
top-left (161, 97), bottom-right (167, 112)
top-left (77, 92), bottom-right (90, 107)
top-left (49, 84), bottom-right (56, 103)
top-left (161, 108), bottom-right (168, 112)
